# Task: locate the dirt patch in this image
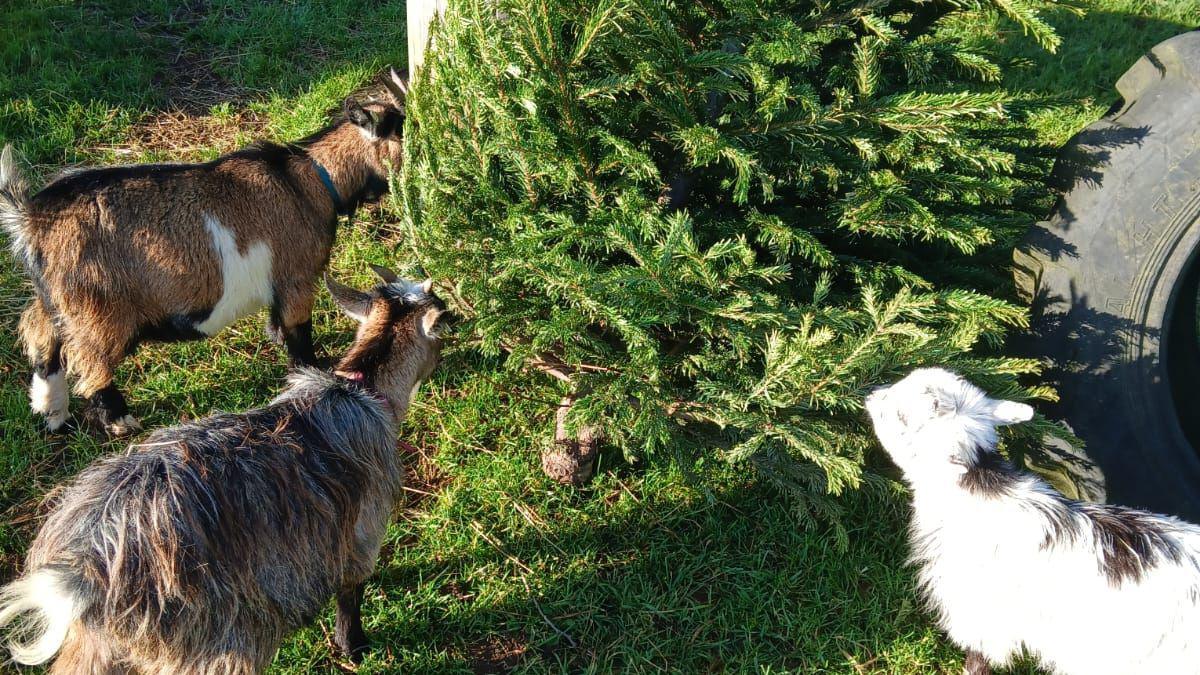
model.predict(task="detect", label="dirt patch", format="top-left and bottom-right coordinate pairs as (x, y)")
top-left (91, 108), bottom-right (268, 161)
top-left (153, 49), bottom-right (249, 114)
top-left (467, 634), bottom-right (529, 674)
top-left (84, 1), bottom-right (269, 160)
top-left (132, 0), bottom-right (254, 113)
top-left (86, 5), bottom-right (405, 161)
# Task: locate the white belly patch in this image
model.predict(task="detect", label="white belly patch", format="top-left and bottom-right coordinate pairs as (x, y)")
top-left (195, 214), bottom-right (273, 335)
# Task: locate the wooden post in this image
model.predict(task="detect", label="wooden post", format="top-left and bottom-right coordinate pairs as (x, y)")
top-left (407, 0), bottom-right (447, 75)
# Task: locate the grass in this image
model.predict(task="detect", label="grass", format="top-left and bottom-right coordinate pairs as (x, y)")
top-left (0, 1), bottom-right (1196, 672)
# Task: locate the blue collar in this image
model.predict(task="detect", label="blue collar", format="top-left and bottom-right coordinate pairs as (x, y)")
top-left (312, 159), bottom-right (346, 215)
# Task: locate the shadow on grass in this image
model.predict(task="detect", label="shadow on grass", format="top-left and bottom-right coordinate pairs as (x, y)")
top-left (991, 7), bottom-right (1196, 102)
top-left (0, 0), bottom-right (409, 166)
top-left (365, 476), bottom-right (946, 674)
top-left (251, 351), bottom-right (967, 673)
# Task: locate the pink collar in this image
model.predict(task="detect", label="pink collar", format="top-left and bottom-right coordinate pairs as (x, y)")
top-left (336, 369), bottom-right (366, 383)
top-left (335, 370), bottom-right (389, 406)
top-left (336, 373), bottom-right (422, 449)
top-left (335, 370), bottom-right (412, 423)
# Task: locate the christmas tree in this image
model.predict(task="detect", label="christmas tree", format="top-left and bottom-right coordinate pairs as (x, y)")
top-left (397, 0), bottom-right (1069, 532)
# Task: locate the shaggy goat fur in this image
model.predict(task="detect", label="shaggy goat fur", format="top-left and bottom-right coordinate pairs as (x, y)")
top-left (0, 269), bottom-right (446, 674)
top-left (866, 368), bottom-right (1200, 675)
top-left (1, 71), bottom-right (409, 435)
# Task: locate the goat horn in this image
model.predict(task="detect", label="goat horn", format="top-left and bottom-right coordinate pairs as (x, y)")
top-left (324, 273), bottom-right (373, 322)
top-left (383, 67), bottom-right (408, 105)
top-left (369, 264), bottom-right (400, 283)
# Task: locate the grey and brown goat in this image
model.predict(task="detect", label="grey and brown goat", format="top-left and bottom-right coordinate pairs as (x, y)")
top-left (0, 268), bottom-right (447, 674)
top-left (0, 70), bottom-right (408, 435)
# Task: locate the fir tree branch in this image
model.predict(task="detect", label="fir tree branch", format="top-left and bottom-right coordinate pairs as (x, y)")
top-left (401, 0), bottom-right (1070, 524)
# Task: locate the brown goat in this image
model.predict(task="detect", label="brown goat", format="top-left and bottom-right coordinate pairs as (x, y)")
top-left (0, 267), bottom-right (447, 674)
top-left (0, 70), bottom-right (409, 435)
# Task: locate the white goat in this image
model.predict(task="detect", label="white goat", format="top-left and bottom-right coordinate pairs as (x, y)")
top-left (866, 367), bottom-right (1200, 675)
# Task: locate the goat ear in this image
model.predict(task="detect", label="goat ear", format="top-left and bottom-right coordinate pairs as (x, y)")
top-left (991, 400), bottom-right (1034, 426)
top-left (420, 278), bottom-right (433, 294)
top-left (383, 67), bottom-right (408, 106)
top-left (344, 100), bottom-right (379, 134)
top-left (369, 264), bottom-right (400, 284)
top-left (325, 274), bottom-right (372, 322)
top-left (420, 306), bottom-right (444, 339)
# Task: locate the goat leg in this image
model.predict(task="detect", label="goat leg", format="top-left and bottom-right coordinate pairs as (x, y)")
top-left (335, 583), bottom-right (368, 662)
top-left (282, 319), bottom-right (317, 367)
top-left (20, 298), bottom-right (70, 432)
top-left (85, 384), bottom-right (141, 437)
top-left (270, 288), bottom-right (318, 367)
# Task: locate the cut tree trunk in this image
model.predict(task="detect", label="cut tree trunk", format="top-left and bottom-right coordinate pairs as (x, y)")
top-left (541, 396), bottom-right (601, 485)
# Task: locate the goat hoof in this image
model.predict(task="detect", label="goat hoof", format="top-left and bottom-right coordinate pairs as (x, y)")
top-left (336, 632), bottom-right (369, 663)
top-left (44, 410), bottom-right (70, 433)
top-left (44, 414), bottom-right (77, 436)
top-left (340, 642), bottom-right (368, 664)
top-left (104, 415), bottom-right (143, 437)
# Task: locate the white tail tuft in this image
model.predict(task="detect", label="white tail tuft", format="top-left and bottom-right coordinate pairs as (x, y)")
top-left (0, 145), bottom-right (18, 188)
top-left (0, 568), bottom-right (80, 665)
top-left (0, 144), bottom-right (32, 268)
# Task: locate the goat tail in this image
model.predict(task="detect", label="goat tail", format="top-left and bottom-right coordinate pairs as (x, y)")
top-left (0, 567), bottom-right (83, 666)
top-left (0, 144), bottom-right (32, 266)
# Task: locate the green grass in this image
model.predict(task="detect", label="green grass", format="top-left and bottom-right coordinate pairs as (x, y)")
top-left (0, 1), bottom-right (1196, 672)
